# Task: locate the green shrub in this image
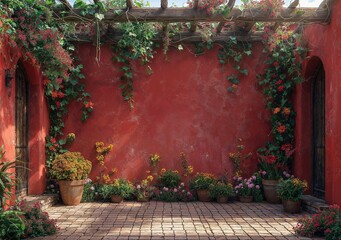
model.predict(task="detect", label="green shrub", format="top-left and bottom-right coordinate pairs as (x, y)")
top-left (99, 179), bottom-right (134, 200)
top-left (0, 145), bottom-right (16, 207)
top-left (189, 172), bottom-right (217, 190)
top-left (82, 179), bottom-right (100, 202)
top-left (158, 170), bottom-right (181, 188)
top-left (0, 209), bottom-right (25, 240)
top-left (277, 178), bottom-right (307, 201)
top-left (209, 182), bottom-right (234, 198)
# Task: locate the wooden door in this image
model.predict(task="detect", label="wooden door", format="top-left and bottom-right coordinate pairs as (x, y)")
top-left (312, 63), bottom-right (325, 199)
top-left (15, 64), bottom-right (29, 199)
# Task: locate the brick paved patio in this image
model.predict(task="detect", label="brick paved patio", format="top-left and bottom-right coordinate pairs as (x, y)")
top-left (36, 201), bottom-right (315, 240)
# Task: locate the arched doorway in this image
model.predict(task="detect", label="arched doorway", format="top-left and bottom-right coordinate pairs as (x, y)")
top-left (312, 61), bottom-right (325, 199)
top-left (15, 63), bottom-right (29, 199)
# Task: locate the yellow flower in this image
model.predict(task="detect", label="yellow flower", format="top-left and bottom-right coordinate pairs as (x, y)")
top-left (160, 168), bottom-right (166, 174)
top-left (112, 168), bottom-right (118, 173)
top-left (147, 175), bottom-right (154, 182)
top-left (187, 166), bottom-right (193, 174)
top-left (173, 170), bottom-right (179, 174)
top-left (103, 174), bottom-right (111, 184)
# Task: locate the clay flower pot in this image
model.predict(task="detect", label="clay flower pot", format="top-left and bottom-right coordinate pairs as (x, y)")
top-left (262, 179), bottom-right (281, 204)
top-left (216, 196), bottom-right (228, 203)
top-left (197, 189), bottom-right (212, 202)
top-left (111, 195), bottom-right (123, 203)
top-left (239, 195), bottom-right (253, 203)
top-left (59, 180), bottom-right (85, 206)
top-left (282, 199), bottom-right (302, 214)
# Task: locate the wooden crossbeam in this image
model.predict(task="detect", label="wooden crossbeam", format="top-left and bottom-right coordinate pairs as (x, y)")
top-left (57, 7), bottom-right (331, 23)
top-left (216, 0), bottom-right (236, 33)
top-left (67, 31), bottom-right (264, 43)
top-left (161, 0), bottom-right (168, 9)
top-left (272, 0), bottom-right (299, 30)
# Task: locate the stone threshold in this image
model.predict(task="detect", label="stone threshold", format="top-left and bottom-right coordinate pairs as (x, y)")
top-left (23, 194), bottom-right (60, 211)
top-left (302, 195), bottom-right (329, 213)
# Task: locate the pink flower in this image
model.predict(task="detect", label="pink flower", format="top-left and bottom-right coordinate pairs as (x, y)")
top-left (180, 182), bottom-right (185, 187)
top-left (136, 185), bottom-right (141, 189)
top-left (256, 185), bottom-right (260, 189)
top-left (261, 171), bottom-right (267, 176)
top-left (173, 189), bottom-right (178, 193)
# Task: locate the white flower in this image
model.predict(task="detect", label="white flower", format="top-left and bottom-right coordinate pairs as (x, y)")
top-left (90, 186), bottom-right (95, 191)
top-left (180, 182), bottom-right (185, 187)
top-left (137, 185), bottom-right (141, 189)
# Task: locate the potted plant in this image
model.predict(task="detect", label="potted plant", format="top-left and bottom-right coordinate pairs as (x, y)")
top-left (277, 178), bottom-right (308, 213)
top-left (189, 173), bottom-right (216, 202)
top-left (110, 179), bottom-right (134, 203)
top-left (257, 145), bottom-right (284, 203)
top-left (234, 176), bottom-right (258, 203)
top-left (209, 182), bottom-right (234, 203)
top-left (50, 152), bottom-right (92, 205)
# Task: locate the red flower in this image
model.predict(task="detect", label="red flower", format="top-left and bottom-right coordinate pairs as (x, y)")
top-left (273, 61), bottom-right (279, 67)
top-left (277, 124), bottom-right (286, 133)
top-left (51, 91), bottom-right (58, 98)
top-left (85, 101), bottom-right (94, 109)
top-left (57, 92), bottom-right (65, 98)
top-left (56, 101), bottom-right (61, 109)
top-left (277, 85), bottom-right (284, 92)
top-left (50, 137), bottom-right (56, 144)
top-left (265, 155), bottom-right (277, 164)
top-left (276, 79), bottom-right (283, 85)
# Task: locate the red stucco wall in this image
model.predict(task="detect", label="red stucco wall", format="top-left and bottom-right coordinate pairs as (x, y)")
top-left (0, 37), bottom-right (48, 202)
top-left (65, 43), bottom-right (271, 182)
top-left (295, 1), bottom-right (341, 206)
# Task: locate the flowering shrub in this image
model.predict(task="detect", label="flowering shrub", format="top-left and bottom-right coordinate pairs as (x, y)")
top-left (82, 179), bottom-right (101, 202)
top-left (155, 183), bottom-right (194, 202)
top-left (158, 170), bottom-right (181, 188)
top-left (208, 182), bottom-right (234, 199)
top-left (277, 178), bottom-right (308, 202)
top-left (189, 173), bottom-right (217, 190)
top-left (294, 205), bottom-right (341, 239)
top-left (234, 175), bottom-right (260, 197)
top-left (135, 175), bottom-right (155, 199)
top-left (94, 142), bottom-right (114, 183)
top-left (50, 152), bottom-right (92, 181)
top-left (180, 152), bottom-right (194, 177)
top-left (16, 201), bottom-right (58, 238)
top-left (101, 179), bottom-right (134, 199)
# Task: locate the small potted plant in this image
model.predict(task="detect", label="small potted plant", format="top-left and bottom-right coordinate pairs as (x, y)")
top-left (100, 179), bottom-right (134, 203)
top-left (209, 182), bottom-right (234, 203)
top-left (50, 152), bottom-right (92, 206)
top-left (189, 173), bottom-right (217, 202)
top-left (234, 176), bottom-right (258, 203)
top-left (158, 170), bottom-right (181, 188)
top-left (277, 177), bottom-right (308, 213)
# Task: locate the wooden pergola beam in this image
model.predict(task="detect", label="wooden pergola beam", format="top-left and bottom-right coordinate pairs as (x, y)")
top-left (59, 0), bottom-right (72, 10)
top-left (67, 31), bottom-right (264, 43)
top-left (57, 7), bottom-right (331, 23)
top-left (272, 0), bottom-right (300, 30)
top-left (189, 0), bottom-right (199, 32)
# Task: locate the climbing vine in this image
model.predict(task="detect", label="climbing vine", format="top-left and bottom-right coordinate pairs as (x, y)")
top-left (257, 27), bottom-right (307, 177)
top-left (0, 0), bottom-right (93, 167)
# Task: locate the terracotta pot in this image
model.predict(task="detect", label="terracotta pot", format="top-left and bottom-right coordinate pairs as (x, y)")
top-left (59, 180), bottom-right (85, 206)
top-left (197, 189), bottom-right (212, 202)
top-left (262, 179), bottom-right (281, 204)
top-left (216, 196), bottom-right (228, 203)
top-left (239, 195), bottom-right (253, 203)
top-left (282, 199), bottom-right (302, 214)
top-left (111, 195), bottom-right (123, 203)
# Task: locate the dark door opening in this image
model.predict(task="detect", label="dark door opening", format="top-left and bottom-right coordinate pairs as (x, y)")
top-left (15, 63), bottom-right (29, 199)
top-left (312, 63), bottom-right (325, 199)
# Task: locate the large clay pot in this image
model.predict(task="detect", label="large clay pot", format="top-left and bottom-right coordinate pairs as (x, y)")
top-left (239, 195), bottom-right (253, 203)
top-left (111, 195), bottom-right (123, 203)
top-left (216, 196), bottom-right (228, 203)
top-left (282, 199), bottom-right (302, 214)
top-left (262, 179), bottom-right (281, 204)
top-left (59, 180), bottom-right (85, 206)
top-left (197, 189), bottom-right (212, 202)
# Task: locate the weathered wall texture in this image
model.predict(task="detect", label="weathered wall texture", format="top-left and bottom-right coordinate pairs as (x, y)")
top-left (65, 43), bottom-right (271, 181)
top-left (295, 1), bottom-right (341, 206)
top-left (0, 37), bottom-right (48, 200)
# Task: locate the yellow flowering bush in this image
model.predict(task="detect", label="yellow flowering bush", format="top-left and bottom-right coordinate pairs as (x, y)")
top-left (51, 152), bottom-right (92, 181)
top-left (180, 152), bottom-right (193, 176)
top-left (189, 173), bottom-right (217, 190)
top-left (95, 142), bottom-right (113, 166)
